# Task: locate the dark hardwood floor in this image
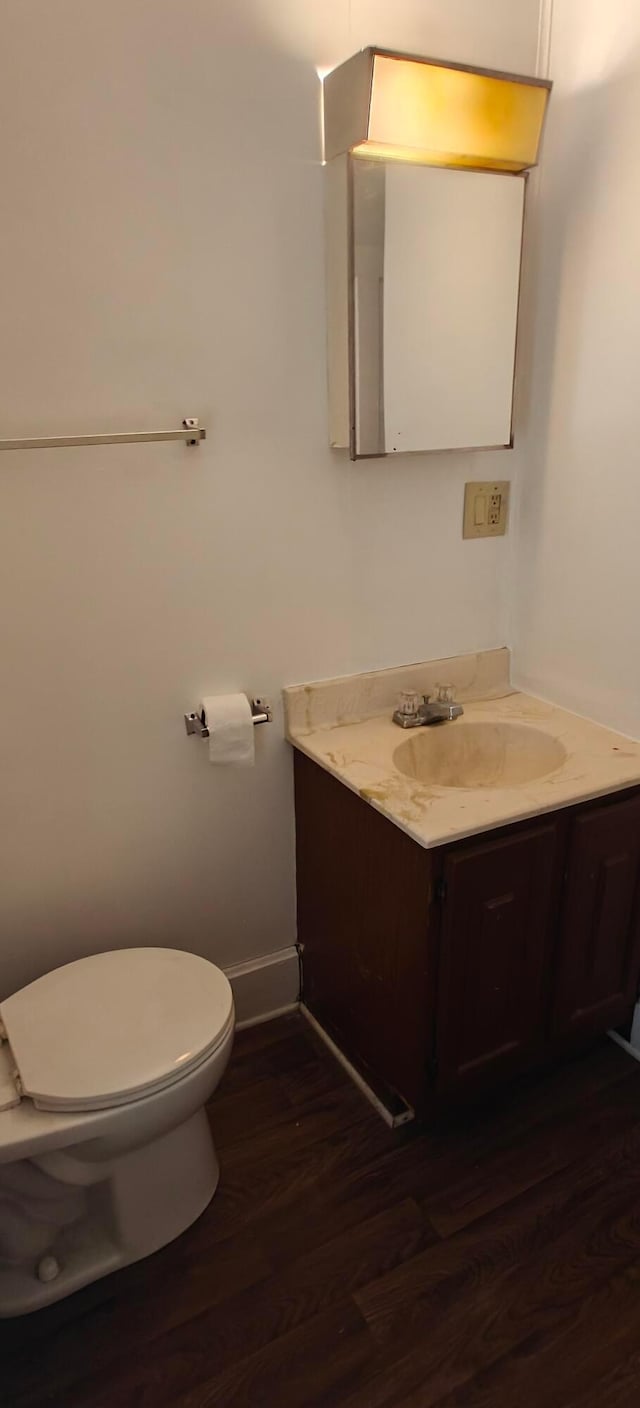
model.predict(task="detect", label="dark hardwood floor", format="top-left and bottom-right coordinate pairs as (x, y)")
top-left (4, 1014), bottom-right (640, 1407)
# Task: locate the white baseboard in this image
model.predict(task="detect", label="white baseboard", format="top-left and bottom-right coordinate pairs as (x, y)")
top-left (608, 1028), bottom-right (640, 1064)
top-left (607, 1002), bottom-right (640, 1062)
top-left (224, 946), bottom-right (300, 1029)
top-left (300, 1004), bottom-right (414, 1128)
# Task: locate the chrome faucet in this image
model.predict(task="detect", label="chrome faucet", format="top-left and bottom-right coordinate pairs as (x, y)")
top-left (392, 684), bottom-right (464, 729)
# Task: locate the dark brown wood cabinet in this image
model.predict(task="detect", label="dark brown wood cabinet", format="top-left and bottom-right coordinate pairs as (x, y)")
top-left (294, 750), bottom-right (640, 1119)
top-left (435, 823), bottom-right (560, 1094)
top-left (294, 750), bottom-right (436, 1111)
top-left (553, 794), bottom-right (640, 1039)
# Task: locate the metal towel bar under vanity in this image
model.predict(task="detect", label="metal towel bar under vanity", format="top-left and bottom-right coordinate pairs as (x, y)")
top-left (0, 417), bottom-right (206, 451)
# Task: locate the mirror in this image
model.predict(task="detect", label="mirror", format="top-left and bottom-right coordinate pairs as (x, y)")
top-left (325, 156), bottom-right (526, 459)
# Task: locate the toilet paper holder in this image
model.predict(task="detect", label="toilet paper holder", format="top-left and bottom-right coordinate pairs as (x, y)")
top-left (184, 698), bottom-right (273, 738)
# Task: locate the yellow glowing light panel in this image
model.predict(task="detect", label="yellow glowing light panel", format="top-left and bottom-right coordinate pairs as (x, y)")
top-left (357, 55), bottom-right (548, 172)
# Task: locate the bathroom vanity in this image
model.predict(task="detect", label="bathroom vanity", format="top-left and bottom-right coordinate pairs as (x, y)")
top-left (285, 651), bottom-right (640, 1120)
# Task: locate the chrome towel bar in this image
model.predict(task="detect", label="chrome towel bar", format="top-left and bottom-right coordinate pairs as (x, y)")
top-left (0, 417), bottom-right (206, 451)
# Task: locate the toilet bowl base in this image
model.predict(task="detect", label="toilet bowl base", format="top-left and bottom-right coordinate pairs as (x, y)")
top-left (0, 1108), bottom-right (219, 1317)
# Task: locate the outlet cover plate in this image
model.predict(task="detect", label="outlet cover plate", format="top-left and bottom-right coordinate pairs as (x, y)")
top-left (463, 480), bottom-right (510, 538)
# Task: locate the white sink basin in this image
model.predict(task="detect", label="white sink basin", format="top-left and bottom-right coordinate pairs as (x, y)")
top-left (393, 721), bottom-right (567, 790)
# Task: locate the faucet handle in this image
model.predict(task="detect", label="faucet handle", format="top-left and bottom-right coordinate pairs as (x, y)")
top-left (435, 683), bottom-right (456, 704)
top-left (396, 690), bottom-right (422, 719)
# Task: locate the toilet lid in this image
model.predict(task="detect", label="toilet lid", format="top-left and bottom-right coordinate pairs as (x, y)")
top-left (0, 948), bottom-right (234, 1113)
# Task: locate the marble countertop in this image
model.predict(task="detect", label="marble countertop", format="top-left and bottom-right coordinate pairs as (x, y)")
top-left (284, 653), bottom-right (640, 849)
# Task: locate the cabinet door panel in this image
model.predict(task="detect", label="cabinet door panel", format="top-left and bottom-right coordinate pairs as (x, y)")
top-left (554, 794), bottom-right (640, 1037)
top-left (436, 823), bottom-right (560, 1094)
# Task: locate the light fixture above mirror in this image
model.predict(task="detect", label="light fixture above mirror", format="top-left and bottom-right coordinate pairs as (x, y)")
top-left (323, 48), bottom-right (551, 173)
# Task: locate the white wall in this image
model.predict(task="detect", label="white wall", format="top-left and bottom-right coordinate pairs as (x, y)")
top-left (512, 0), bottom-right (640, 737)
top-left (0, 0), bottom-right (541, 999)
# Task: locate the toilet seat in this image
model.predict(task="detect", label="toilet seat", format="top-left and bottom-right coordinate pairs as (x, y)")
top-left (0, 949), bottom-right (234, 1114)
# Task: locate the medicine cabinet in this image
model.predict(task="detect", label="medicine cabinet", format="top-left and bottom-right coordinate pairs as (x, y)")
top-left (323, 49), bottom-right (551, 460)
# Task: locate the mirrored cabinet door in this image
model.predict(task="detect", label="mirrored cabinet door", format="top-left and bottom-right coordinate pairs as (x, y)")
top-left (326, 156), bottom-right (526, 459)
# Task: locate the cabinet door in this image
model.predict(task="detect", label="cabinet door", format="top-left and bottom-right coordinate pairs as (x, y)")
top-left (435, 823), bottom-right (560, 1095)
top-left (554, 794), bottom-right (640, 1038)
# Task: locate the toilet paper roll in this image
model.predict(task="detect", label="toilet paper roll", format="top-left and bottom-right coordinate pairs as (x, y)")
top-left (201, 694), bottom-right (255, 767)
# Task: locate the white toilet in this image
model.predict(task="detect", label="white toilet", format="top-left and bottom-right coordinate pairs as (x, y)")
top-left (0, 947), bottom-right (234, 1317)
